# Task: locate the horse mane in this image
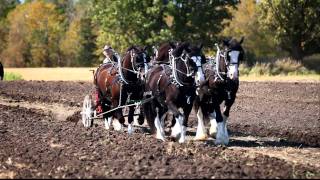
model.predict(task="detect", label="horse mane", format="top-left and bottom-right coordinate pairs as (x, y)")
top-left (126, 46), bottom-right (139, 52)
top-left (172, 42), bottom-right (190, 57)
top-left (154, 42), bottom-right (177, 63)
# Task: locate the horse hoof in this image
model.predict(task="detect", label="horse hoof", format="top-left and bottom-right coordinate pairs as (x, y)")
top-left (138, 117), bottom-right (144, 125)
top-left (193, 134), bottom-right (208, 141)
top-left (170, 128), bottom-right (181, 138)
top-left (209, 130), bottom-right (217, 138)
top-left (156, 134), bottom-right (166, 141)
top-left (113, 121), bottom-right (122, 131)
top-left (104, 122), bottom-right (110, 130)
top-left (215, 137), bottom-right (229, 146)
top-left (128, 124), bottom-right (134, 134)
top-left (178, 137), bottom-right (186, 143)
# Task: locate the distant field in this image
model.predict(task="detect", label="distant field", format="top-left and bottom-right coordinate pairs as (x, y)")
top-left (4, 68), bottom-right (96, 81)
top-left (3, 67), bottom-right (320, 82)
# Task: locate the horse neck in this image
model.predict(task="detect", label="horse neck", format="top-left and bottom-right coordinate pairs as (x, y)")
top-left (219, 55), bottom-right (227, 73)
top-left (156, 45), bottom-right (172, 62)
top-left (175, 58), bottom-right (193, 84)
top-left (122, 54), bottom-right (137, 82)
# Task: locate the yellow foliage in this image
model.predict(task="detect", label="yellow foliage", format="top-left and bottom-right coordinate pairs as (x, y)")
top-left (1, 0), bottom-right (64, 67)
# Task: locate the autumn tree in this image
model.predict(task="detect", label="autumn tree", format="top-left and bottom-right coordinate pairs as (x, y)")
top-left (258, 0), bottom-right (320, 61)
top-left (60, 0), bottom-right (97, 66)
top-left (221, 0), bottom-right (281, 65)
top-left (0, 0), bottom-right (20, 57)
top-left (2, 1), bottom-right (64, 67)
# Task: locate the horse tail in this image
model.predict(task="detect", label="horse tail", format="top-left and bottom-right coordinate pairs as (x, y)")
top-left (143, 96), bottom-right (156, 134)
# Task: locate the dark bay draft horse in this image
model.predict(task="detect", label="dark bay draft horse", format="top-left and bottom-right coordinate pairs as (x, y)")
top-left (88, 46), bottom-right (150, 134)
top-left (153, 42), bottom-right (206, 86)
top-left (194, 37), bottom-right (244, 145)
top-left (143, 42), bottom-right (206, 143)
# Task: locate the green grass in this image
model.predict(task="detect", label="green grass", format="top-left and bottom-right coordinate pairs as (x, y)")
top-left (3, 72), bottom-right (23, 81)
top-left (240, 58), bottom-right (318, 76)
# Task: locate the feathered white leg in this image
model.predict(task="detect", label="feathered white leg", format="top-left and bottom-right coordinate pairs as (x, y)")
top-left (128, 122), bottom-right (134, 134)
top-left (104, 117), bottom-right (112, 130)
top-left (215, 114), bottom-right (229, 145)
top-left (176, 115), bottom-right (186, 143)
top-left (194, 108), bottom-right (208, 140)
top-left (209, 111), bottom-right (217, 137)
top-left (113, 119), bottom-right (122, 131)
top-left (171, 118), bottom-right (181, 138)
top-left (155, 108), bottom-right (165, 141)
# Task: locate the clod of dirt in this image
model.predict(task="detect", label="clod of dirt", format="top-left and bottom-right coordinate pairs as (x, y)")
top-left (66, 110), bottom-right (81, 124)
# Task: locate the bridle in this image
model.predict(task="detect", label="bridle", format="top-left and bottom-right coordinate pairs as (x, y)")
top-left (214, 43), bottom-right (241, 81)
top-left (118, 49), bottom-right (149, 84)
top-left (169, 48), bottom-right (199, 87)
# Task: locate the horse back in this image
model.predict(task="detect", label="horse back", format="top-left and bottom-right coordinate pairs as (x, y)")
top-left (94, 63), bottom-right (119, 96)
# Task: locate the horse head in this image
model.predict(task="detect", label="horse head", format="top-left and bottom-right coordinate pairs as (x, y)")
top-left (171, 42), bottom-right (206, 86)
top-left (123, 46), bottom-right (150, 82)
top-left (186, 43), bottom-right (206, 86)
top-left (154, 42), bottom-right (177, 63)
top-left (222, 37), bottom-right (245, 81)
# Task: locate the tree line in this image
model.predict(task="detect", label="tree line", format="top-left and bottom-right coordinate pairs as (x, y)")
top-left (0, 0), bottom-right (319, 67)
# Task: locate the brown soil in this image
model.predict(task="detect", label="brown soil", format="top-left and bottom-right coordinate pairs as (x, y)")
top-left (0, 80), bottom-right (319, 178)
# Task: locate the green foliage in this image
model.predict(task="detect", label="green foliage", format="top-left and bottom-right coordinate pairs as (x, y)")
top-left (92, 0), bottom-right (171, 53)
top-left (258, 0), bottom-right (320, 61)
top-left (0, 0), bottom-right (20, 20)
top-left (92, 0), bottom-right (237, 53)
top-left (3, 72), bottom-right (23, 81)
top-left (166, 0), bottom-right (237, 48)
top-left (221, 0), bottom-right (281, 65)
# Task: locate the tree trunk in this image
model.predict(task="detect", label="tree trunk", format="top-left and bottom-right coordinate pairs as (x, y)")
top-left (290, 42), bottom-right (304, 62)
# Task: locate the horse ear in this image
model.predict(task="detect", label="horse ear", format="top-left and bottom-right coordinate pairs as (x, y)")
top-left (239, 36), bottom-right (244, 44)
top-left (143, 45), bottom-right (149, 52)
top-left (223, 39), bottom-right (229, 46)
top-left (169, 42), bottom-right (176, 49)
top-left (198, 43), bottom-right (203, 50)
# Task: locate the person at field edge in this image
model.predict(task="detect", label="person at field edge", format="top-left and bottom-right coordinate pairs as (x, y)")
top-left (0, 62), bottom-right (4, 81)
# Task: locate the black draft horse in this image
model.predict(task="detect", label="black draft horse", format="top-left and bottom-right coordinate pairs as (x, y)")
top-left (87, 46), bottom-right (150, 134)
top-left (143, 42), bottom-right (206, 143)
top-left (194, 37), bottom-right (244, 145)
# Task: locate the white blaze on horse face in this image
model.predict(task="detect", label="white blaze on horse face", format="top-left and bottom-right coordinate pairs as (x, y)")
top-left (191, 56), bottom-right (205, 86)
top-left (143, 53), bottom-right (148, 75)
top-left (228, 51), bottom-right (240, 80)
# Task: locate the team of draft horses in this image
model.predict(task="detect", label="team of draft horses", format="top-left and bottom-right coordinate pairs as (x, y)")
top-left (85, 37), bottom-right (244, 145)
